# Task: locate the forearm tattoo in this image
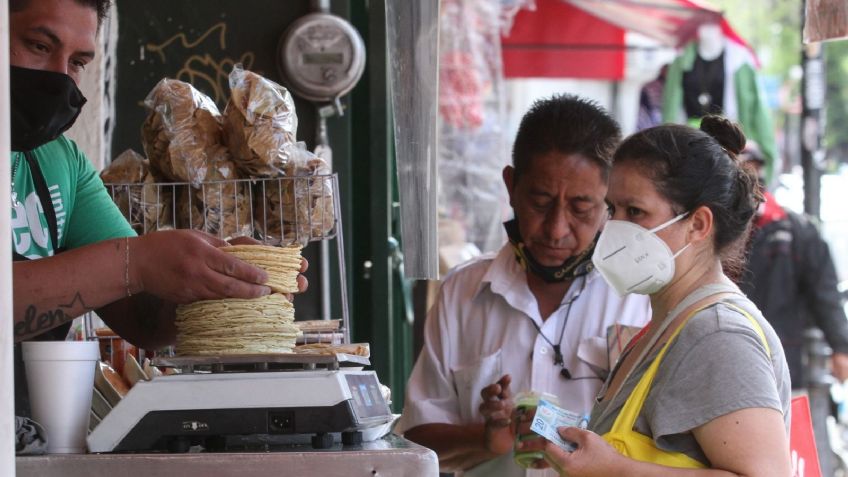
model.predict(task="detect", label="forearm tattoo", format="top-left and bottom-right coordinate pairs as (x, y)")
top-left (14, 292), bottom-right (91, 338)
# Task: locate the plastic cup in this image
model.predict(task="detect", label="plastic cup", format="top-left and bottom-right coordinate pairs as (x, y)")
top-left (513, 391), bottom-right (560, 469)
top-left (22, 341), bottom-right (100, 454)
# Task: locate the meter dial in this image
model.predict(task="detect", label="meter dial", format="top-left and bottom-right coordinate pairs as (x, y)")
top-left (278, 12), bottom-right (366, 103)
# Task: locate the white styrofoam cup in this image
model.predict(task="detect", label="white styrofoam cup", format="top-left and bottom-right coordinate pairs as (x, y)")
top-left (22, 341), bottom-right (100, 454)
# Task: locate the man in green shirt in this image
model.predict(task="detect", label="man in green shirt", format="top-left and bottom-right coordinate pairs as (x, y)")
top-left (8, 0), bottom-right (306, 389)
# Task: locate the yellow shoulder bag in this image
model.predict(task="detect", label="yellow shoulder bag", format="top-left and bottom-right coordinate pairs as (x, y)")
top-left (601, 302), bottom-right (770, 468)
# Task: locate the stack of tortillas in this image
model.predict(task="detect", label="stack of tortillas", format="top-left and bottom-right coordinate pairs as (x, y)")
top-left (220, 245), bottom-right (301, 293)
top-left (175, 245), bottom-right (302, 355)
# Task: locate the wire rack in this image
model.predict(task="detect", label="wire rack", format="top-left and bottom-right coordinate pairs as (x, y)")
top-left (104, 175), bottom-right (338, 244)
top-left (103, 174), bottom-right (350, 343)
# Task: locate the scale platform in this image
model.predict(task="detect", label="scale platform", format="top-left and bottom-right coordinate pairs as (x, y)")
top-left (88, 355), bottom-right (392, 454)
top-left (152, 352), bottom-right (370, 372)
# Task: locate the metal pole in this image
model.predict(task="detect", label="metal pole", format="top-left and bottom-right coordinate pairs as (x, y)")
top-left (332, 175), bottom-right (350, 344)
top-left (800, 0), bottom-right (825, 218)
top-left (1, 0), bottom-right (17, 473)
top-left (805, 327), bottom-right (835, 476)
top-left (316, 108), bottom-right (334, 322)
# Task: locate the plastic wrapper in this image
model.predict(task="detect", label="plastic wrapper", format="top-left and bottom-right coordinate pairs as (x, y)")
top-left (223, 65), bottom-right (298, 178)
top-left (140, 173), bottom-right (175, 233)
top-left (176, 145), bottom-right (253, 239)
top-left (100, 149), bottom-right (149, 233)
top-left (100, 149), bottom-right (148, 184)
top-left (437, 0), bottom-right (510, 256)
top-left (254, 143), bottom-right (335, 246)
top-left (386, 0), bottom-right (440, 278)
top-left (500, 0), bottom-right (535, 34)
top-left (140, 78), bottom-right (224, 186)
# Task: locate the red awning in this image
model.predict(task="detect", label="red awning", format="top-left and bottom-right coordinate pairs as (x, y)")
top-left (501, 0), bottom-right (733, 80)
top-left (566, 0), bottom-right (722, 48)
top-left (502, 0), bottom-right (627, 79)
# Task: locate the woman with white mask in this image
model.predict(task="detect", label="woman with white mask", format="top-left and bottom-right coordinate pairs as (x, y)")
top-left (516, 116), bottom-right (792, 476)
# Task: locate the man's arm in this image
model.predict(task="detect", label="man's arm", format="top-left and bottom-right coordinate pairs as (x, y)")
top-left (12, 230), bottom-right (270, 342)
top-left (405, 423), bottom-right (499, 472)
top-left (96, 293), bottom-right (176, 350)
top-left (794, 215), bottom-right (848, 373)
top-left (405, 375), bottom-right (516, 473)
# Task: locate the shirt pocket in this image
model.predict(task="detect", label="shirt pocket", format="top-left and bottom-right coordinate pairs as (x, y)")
top-left (577, 336), bottom-right (610, 379)
top-left (450, 349), bottom-right (503, 423)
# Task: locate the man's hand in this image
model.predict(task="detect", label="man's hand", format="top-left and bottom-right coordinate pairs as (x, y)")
top-left (131, 230), bottom-right (271, 304)
top-left (478, 374), bottom-right (515, 456)
top-left (226, 235), bottom-right (309, 295)
top-left (833, 352), bottom-right (848, 382)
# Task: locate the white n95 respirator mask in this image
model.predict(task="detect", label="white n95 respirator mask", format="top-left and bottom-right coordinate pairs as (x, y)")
top-left (591, 213), bottom-right (690, 296)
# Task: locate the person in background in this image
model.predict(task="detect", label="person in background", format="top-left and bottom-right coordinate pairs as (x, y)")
top-left (739, 141), bottom-right (848, 386)
top-left (8, 0), bottom-right (306, 428)
top-left (397, 94), bottom-right (651, 477)
top-left (520, 117), bottom-right (791, 476)
top-left (635, 64), bottom-right (667, 131)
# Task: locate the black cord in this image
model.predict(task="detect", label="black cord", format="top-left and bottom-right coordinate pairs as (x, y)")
top-left (527, 276), bottom-right (589, 379)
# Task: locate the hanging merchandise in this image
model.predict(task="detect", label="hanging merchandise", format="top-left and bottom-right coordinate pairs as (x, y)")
top-left (437, 0), bottom-right (511, 258)
top-left (662, 22), bottom-right (777, 179)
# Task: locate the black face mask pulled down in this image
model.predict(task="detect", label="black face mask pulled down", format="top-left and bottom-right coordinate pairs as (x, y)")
top-left (10, 66), bottom-right (87, 152)
top-left (504, 218), bottom-right (596, 283)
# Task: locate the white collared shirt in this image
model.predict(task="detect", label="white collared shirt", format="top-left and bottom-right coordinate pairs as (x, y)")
top-left (396, 244), bottom-right (651, 477)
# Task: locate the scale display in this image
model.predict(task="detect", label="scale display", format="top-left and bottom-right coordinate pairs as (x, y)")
top-left (345, 373), bottom-right (391, 422)
top-left (278, 12), bottom-right (366, 103)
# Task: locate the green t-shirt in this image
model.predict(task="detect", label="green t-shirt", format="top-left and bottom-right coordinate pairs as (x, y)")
top-left (11, 136), bottom-right (136, 259)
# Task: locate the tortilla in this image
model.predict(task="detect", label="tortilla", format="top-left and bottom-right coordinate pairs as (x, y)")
top-left (175, 293), bottom-right (299, 356)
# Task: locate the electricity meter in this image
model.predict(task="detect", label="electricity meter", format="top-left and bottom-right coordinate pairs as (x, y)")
top-left (277, 12), bottom-right (366, 103)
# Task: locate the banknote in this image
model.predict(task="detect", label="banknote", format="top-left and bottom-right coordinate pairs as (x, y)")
top-left (529, 399), bottom-right (589, 451)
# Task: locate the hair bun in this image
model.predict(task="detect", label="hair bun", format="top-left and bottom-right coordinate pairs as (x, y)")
top-left (699, 115), bottom-right (746, 156)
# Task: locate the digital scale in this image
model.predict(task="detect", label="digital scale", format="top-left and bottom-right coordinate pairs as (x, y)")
top-left (87, 354), bottom-right (394, 453)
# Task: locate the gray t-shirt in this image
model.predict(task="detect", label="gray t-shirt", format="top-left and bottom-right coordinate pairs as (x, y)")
top-left (590, 294), bottom-right (791, 465)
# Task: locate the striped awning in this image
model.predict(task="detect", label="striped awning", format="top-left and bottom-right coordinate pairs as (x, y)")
top-left (566, 0), bottom-right (722, 47)
top-left (502, 0), bottom-right (757, 79)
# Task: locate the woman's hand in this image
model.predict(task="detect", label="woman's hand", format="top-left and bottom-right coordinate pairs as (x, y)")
top-left (517, 426), bottom-right (626, 477)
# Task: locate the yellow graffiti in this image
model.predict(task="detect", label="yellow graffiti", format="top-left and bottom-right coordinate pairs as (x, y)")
top-left (176, 52), bottom-right (256, 103)
top-left (144, 22), bottom-right (257, 104)
top-left (146, 22), bottom-right (228, 63)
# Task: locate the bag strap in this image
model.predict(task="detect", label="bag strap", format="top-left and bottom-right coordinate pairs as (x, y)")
top-left (609, 297), bottom-right (770, 434)
top-left (23, 151), bottom-right (61, 254)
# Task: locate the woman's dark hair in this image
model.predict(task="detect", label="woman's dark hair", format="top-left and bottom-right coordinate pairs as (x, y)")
top-left (10, 0), bottom-right (112, 28)
top-left (512, 94), bottom-right (621, 184)
top-left (613, 115), bottom-right (761, 267)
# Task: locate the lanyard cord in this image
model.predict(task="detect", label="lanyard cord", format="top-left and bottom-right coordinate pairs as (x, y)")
top-left (527, 275), bottom-right (587, 369)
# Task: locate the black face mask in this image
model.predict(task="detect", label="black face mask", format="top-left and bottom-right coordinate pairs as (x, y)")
top-left (504, 218), bottom-right (596, 283)
top-left (10, 66), bottom-right (87, 152)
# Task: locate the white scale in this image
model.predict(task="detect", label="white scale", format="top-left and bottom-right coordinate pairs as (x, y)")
top-left (87, 355), bottom-right (393, 453)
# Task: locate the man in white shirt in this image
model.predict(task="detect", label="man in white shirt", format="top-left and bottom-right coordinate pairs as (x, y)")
top-left (397, 95), bottom-right (651, 476)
